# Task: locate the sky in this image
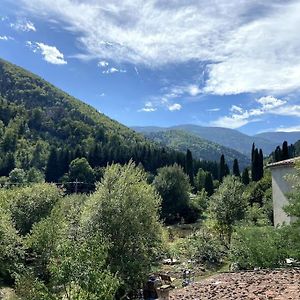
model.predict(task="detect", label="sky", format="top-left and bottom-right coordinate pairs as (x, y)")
top-left (0, 0), bottom-right (300, 135)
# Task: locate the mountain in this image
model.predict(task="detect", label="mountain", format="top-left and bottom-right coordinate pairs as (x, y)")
top-left (0, 58), bottom-right (219, 182)
top-left (141, 129), bottom-right (250, 169)
top-left (255, 132), bottom-right (300, 145)
top-left (133, 125), bottom-right (278, 155)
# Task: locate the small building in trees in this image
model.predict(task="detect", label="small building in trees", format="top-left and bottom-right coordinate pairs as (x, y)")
top-left (268, 157), bottom-right (300, 226)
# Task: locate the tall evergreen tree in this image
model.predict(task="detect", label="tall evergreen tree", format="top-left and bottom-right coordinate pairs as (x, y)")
top-left (281, 141), bottom-right (289, 160)
top-left (219, 154), bottom-right (226, 182)
top-left (258, 149), bottom-right (264, 180)
top-left (204, 172), bottom-right (214, 196)
top-left (232, 158), bottom-right (240, 177)
top-left (45, 148), bottom-right (59, 182)
top-left (251, 148), bottom-right (259, 181)
top-left (274, 146), bottom-right (282, 162)
top-left (241, 168), bottom-right (250, 185)
top-left (186, 149), bottom-right (194, 186)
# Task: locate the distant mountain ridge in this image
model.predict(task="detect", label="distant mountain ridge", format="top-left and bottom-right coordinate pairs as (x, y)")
top-left (140, 129), bottom-right (250, 169)
top-left (132, 125), bottom-right (300, 156)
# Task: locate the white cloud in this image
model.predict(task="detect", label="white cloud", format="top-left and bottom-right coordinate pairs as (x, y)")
top-left (98, 60), bottom-right (109, 67)
top-left (27, 41), bottom-right (67, 64)
top-left (270, 105), bottom-right (300, 117)
top-left (138, 101), bottom-right (157, 112)
top-left (211, 96), bottom-right (288, 129)
top-left (11, 19), bottom-right (36, 32)
top-left (275, 125), bottom-right (300, 132)
top-left (168, 103), bottom-right (182, 111)
top-left (19, 0), bottom-right (300, 95)
top-left (102, 67), bottom-right (126, 74)
top-left (206, 108), bottom-right (220, 112)
top-left (100, 93), bottom-right (105, 97)
top-left (0, 35), bottom-right (12, 41)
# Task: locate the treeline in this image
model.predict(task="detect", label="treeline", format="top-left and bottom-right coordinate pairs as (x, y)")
top-left (272, 140), bottom-right (300, 162)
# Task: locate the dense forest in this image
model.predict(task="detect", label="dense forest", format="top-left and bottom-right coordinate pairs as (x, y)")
top-left (0, 59), bottom-right (221, 189)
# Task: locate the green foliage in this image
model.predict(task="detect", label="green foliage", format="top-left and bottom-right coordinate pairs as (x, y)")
top-left (8, 183), bottom-right (63, 235)
top-left (230, 226), bottom-right (287, 269)
top-left (232, 158), bottom-right (240, 177)
top-left (284, 161), bottom-right (300, 220)
top-left (0, 207), bottom-right (23, 281)
top-left (186, 228), bottom-right (226, 266)
top-left (8, 168), bottom-right (27, 184)
top-left (83, 162), bottom-right (163, 295)
top-left (141, 129), bottom-right (250, 171)
top-left (69, 157), bottom-right (95, 183)
top-left (48, 235), bottom-right (119, 300)
top-left (244, 203), bottom-right (270, 226)
top-left (241, 167), bottom-right (250, 185)
top-left (209, 176), bottom-right (247, 242)
top-left (154, 164), bottom-right (192, 224)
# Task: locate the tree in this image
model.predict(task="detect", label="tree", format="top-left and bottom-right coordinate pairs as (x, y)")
top-left (209, 176), bottom-right (247, 243)
top-left (0, 207), bottom-right (23, 281)
top-left (242, 168), bottom-right (250, 185)
top-left (232, 159), bottom-right (240, 177)
top-left (83, 162), bottom-right (163, 296)
top-left (251, 145), bottom-right (263, 182)
top-left (9, 183), bottom-right (63, 235)
top-left (8, 168), bottom-right (27, 185)
top-left (195, 168), bottom-right (206, 191)
top-left (68, 157), bottom-right (94, 183)
top-left (154, 164), bottom-right (191, 224)
top-left (281, 141), bottom-right (289, 160)
top-left (45, 148), bottom-right (59, 182)
top-left (219, 154), bottom-right (228, 182)
top-left (274, 146), bottom-right (282, 162)
top-left (204, 172), bottom-right (214, 196)
top-left (186, 149), bottom-right (194, 186)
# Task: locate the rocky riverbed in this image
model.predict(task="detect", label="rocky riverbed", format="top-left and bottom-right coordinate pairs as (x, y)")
top-left (170, 268), bottom-right (300, 300)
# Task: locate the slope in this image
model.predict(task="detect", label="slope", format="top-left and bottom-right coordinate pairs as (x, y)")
top-left (133, 125), bottom-right (277, 155)
top-left (142, 129), bottom-right (250, 169)
top-left (255, 131), bottom-right (300, 145)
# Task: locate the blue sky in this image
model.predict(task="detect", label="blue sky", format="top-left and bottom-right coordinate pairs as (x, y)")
top-left (1, 0), bottom-right (300, 135)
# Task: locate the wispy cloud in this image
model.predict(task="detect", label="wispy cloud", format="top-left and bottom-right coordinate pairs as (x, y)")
top-left (206, 108), bottom-right (220, 112)
top-left (275, 125), bottom-right (300, 132)
top-left (98, 60), bottom-right (109, 67)
top-left (11, 19), bottom-right (36, 32)
top-left (20, 0), bottom-right (300, 95)
top-left (138, 102), bottom-right (157, 113)
top-left (27, 41), bottom-right (67, 64)
top-left (0, 35), bottom-right (13, 41)
top-left (102, 67), bottom-right (126, 74)
top-left (211, 96), bottom-right (289, 129)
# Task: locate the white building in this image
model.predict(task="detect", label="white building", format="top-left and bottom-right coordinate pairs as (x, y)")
top-left (268, 157), bottom-right (300, 226)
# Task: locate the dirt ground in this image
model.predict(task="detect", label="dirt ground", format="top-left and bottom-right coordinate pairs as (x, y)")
top-left (170, 268), bottom-right (300, 300)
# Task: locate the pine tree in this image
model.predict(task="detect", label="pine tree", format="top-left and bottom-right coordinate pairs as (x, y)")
top-left (204, 172), bottom-right (214, 196)
top-left (251, 148), bottom-right (259, 181)
top-left (274, 146), bottom-right (282, 162)
top-left (241, 168), bottom-right (250, 185)
top-left (45, 148), bottom-right (59, 182)
top-left (281, 141), bottom-right (289, 160)
top-left (186, 149), bottom-right (194, 186)
top-left (232, 158), bottom-right (240, 177)
top-left (219, 154), bottom-right (226, 182)
top-left (258, 149), bottom-right (264, 180)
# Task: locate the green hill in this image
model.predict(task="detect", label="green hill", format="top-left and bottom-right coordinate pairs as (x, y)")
top-left (141, 129), bottom-right (250, 169)
top-left (0, 58), bottom-right (218, 182)
top-left (133, 125), bottom-right (278, 155)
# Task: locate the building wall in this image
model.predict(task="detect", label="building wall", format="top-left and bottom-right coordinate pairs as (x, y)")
top-left (271, 165), bottom-right (296, 226)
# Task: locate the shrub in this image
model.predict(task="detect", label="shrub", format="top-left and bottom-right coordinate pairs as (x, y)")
top-left (230, 226), bottom-right (287, 269)
top-left (186, 228), bottom-right (226, 266)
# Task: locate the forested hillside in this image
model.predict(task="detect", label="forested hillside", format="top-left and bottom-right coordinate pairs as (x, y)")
top-left (133, 125), bottom-right (278, 155)
top-left (0, 58), bottom-right (219, 185)
top-left (140, 129), bottom-right (250, 168)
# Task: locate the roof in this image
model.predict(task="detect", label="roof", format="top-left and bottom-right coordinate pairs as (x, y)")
top-left (267, 156), bottom-right (300, 168)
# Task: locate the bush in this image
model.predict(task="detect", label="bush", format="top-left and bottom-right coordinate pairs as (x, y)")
top-left (230, 226), bottom-right (287, 269)
top-left (186, 228), bottom-right (226, 266)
